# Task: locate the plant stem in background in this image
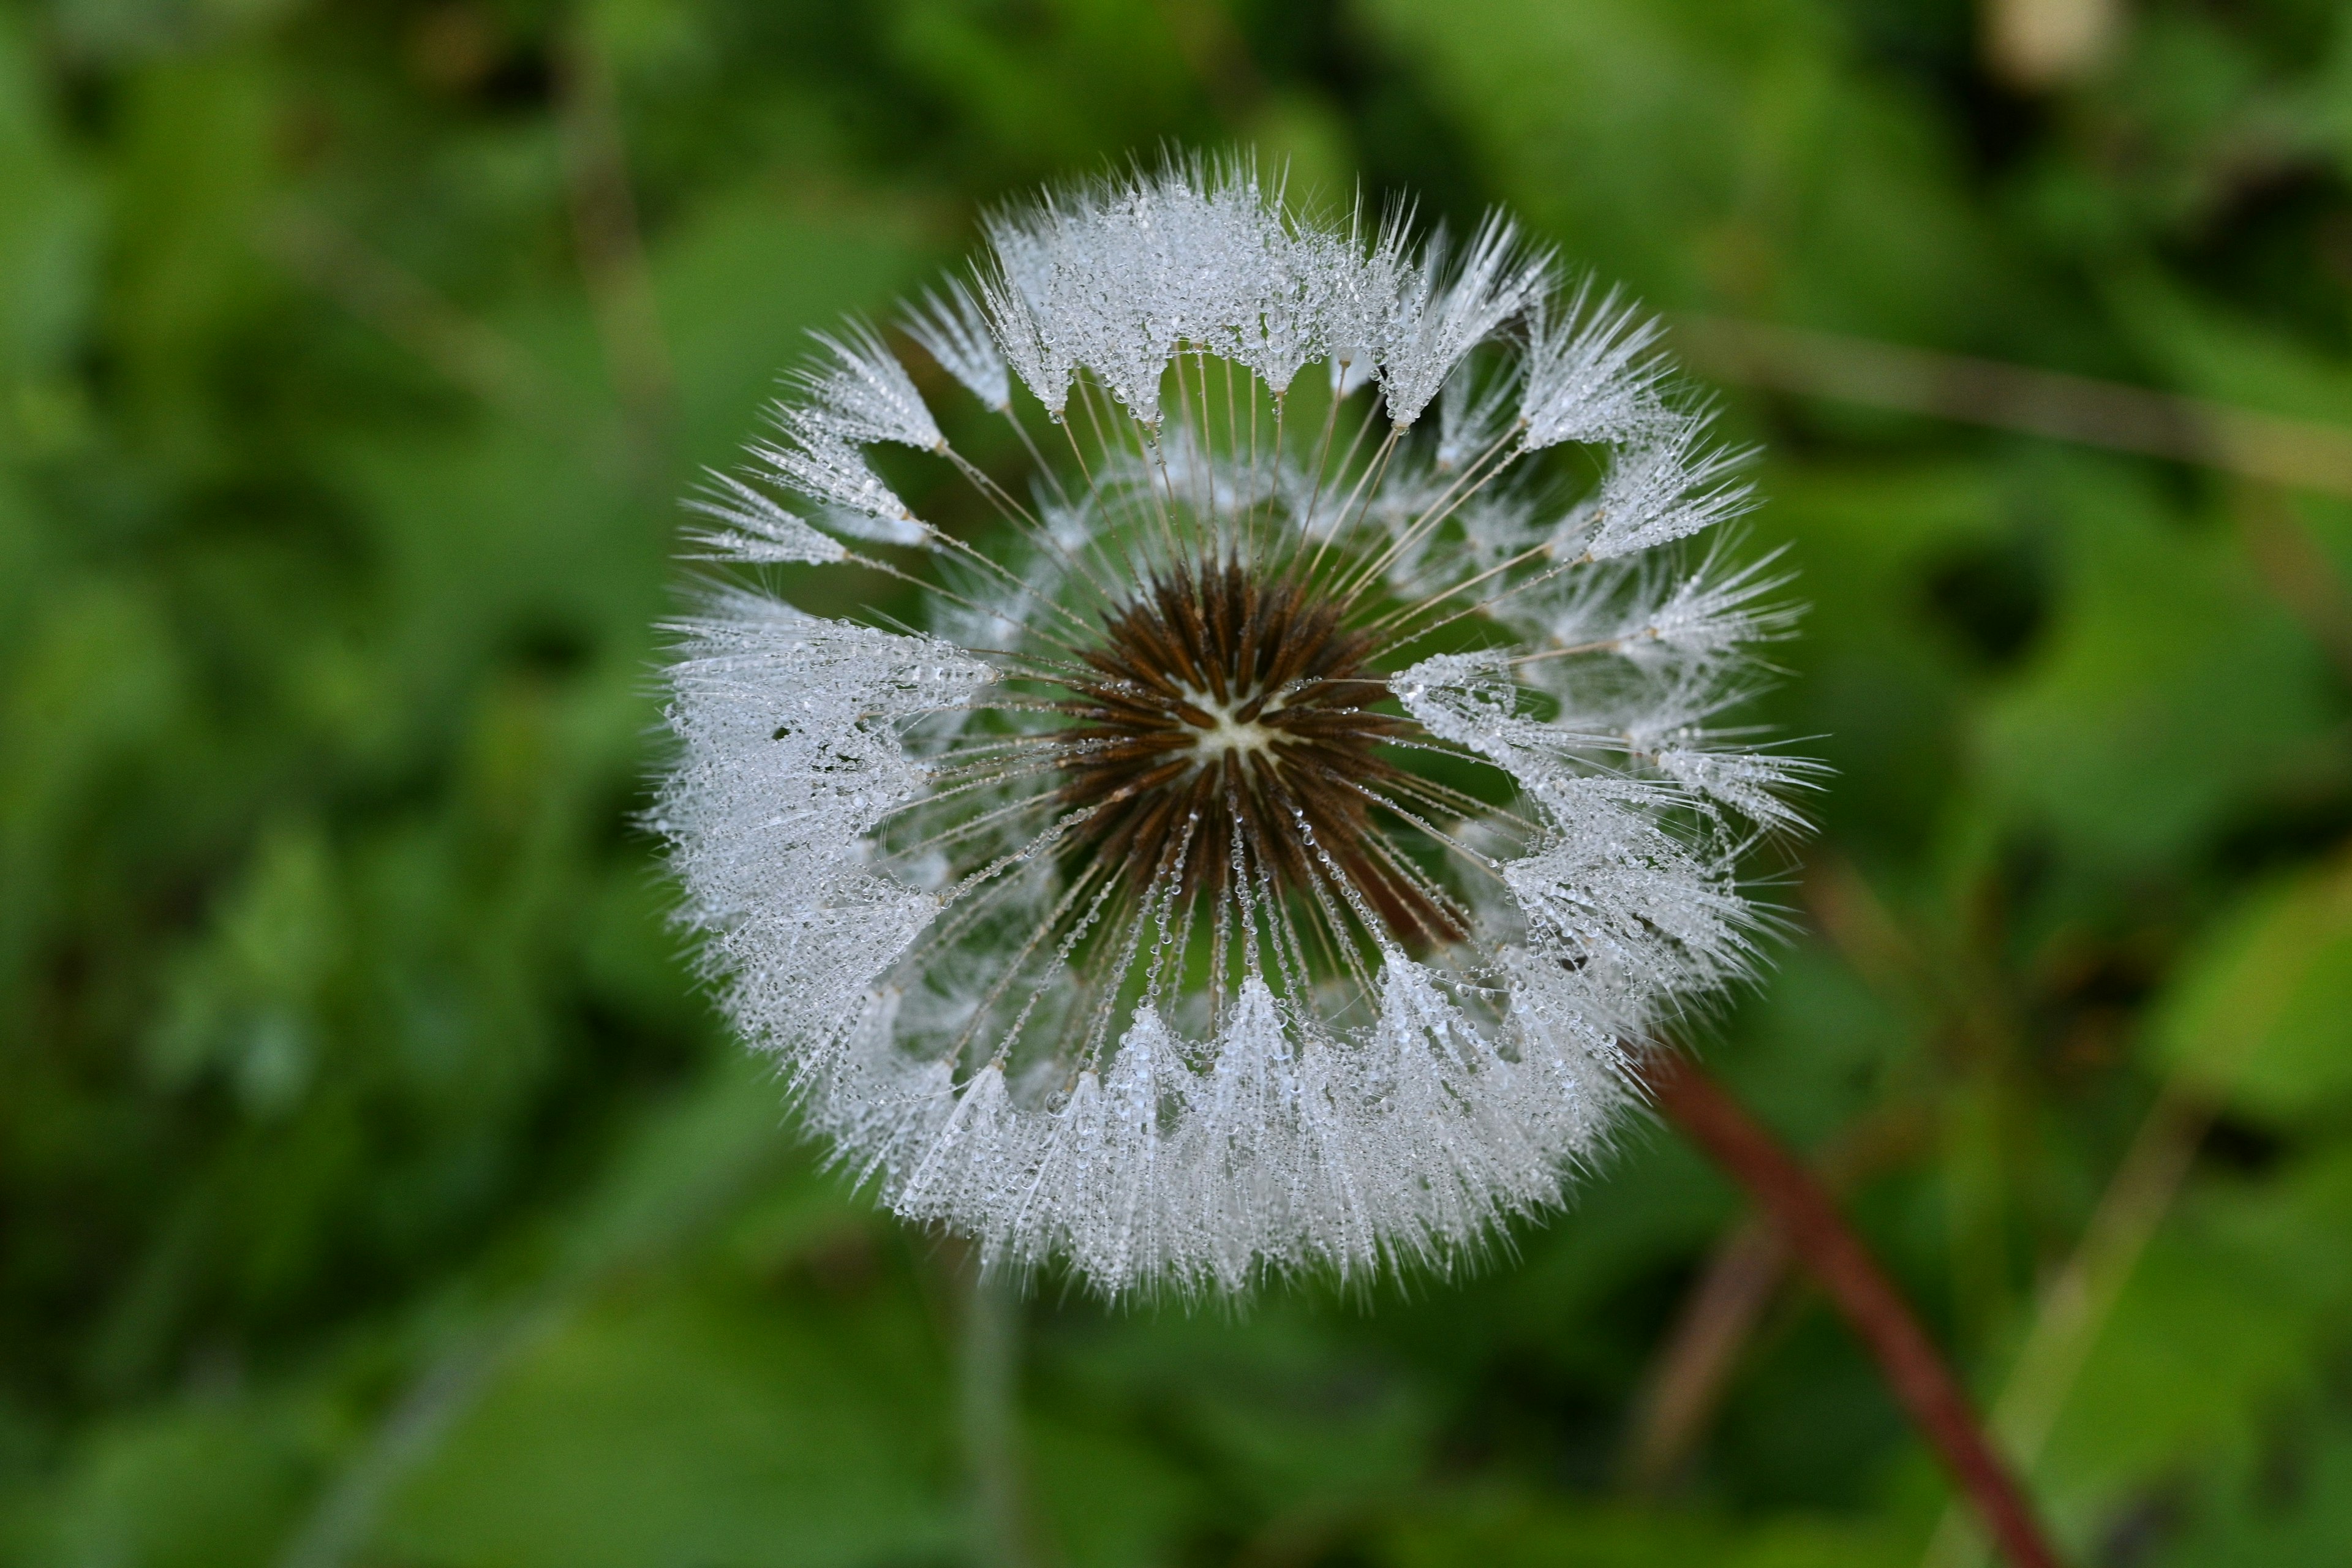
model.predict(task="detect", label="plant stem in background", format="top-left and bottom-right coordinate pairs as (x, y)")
top-left (2234, 483), bottom-right (2352, 684)
top-left (1621, 1215), bottom-right (1787, 1491)
top-left (1915, 848), bottom-right (2352, 1566)
top-left (1646, 1053), bottom-right (2065, 1568)
top-left (1623, 1097), bottom-right (1927, 1490)
top-left (1672, 314), bottom-right (2352, 498)
top-left (1917, 1090), bottom-right (2213, 1568)
top-left (960, 1262), bottom-right (1032, 1568)
top-left (556, 23), bottom-right (674, 461)
top-left (257, 208), bottom-right (558, 423)
top-left (1675, 317), bottom-right (2352, 683)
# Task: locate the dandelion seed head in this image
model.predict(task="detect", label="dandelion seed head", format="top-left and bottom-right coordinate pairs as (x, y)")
top-left (655, 153), bottom-right (1812, 1297)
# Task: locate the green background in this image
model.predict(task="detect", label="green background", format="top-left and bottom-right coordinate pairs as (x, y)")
top-left (6, 1), bottom-right (2352, 1564)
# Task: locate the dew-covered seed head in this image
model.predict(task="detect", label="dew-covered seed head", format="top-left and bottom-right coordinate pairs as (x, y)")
top-left (654, 152), bottom-right (1812, 1297)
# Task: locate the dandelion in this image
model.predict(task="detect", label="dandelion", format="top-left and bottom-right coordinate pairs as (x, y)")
top-left (654, 154), bottom-right (1815, 1296)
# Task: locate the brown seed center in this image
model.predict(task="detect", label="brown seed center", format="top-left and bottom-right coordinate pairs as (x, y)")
top-left (1054, 559), bottom-right (1461, 947)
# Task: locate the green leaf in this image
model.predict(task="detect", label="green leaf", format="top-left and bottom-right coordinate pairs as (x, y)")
top-left (0, 12), bottom-right (99, 399)
top-left (1357, 0), bottom-right (2020, 340)
top-left (1974, 462), bottom-right (2333, 868)
top-left (2152, 856), bottom-right (2352, 1121)
top-left (8, 1403), bottom-right (312, 1568)
top-left (2041, 1148), bottom-right (2352, 1512)
top-left (1372, 1493), bottom-right (1905, 1568)
top-left (2154, 1414), bottom-right (2352, 1567)
top-left (375, 1278), bottom-right (956, 1568)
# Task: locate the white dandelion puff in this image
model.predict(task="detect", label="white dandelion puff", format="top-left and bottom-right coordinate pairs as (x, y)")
top-left (1628, 543), bottom-right (1801, 664)
top-left (680, 472), bottom-right (848, 566)
top-left (1518, 279), bottom-right (1675, 451)
top-left (794, 320), bottom-right (946, 453)
top-left (1379, 212), bottom-right (1550, 429)
top-left (1436, 355), bottom-right (1521, 475)
top-left (1500, 539), bottom-right (1799, 675)
top-left (655, 153), bottom-right (1812, 1297)
top-left (1562, 418), bottom-right (1758, 562)
top-left (903, 277), bottom-right (1012, 413)
top-left (751, 406), bottom-right (925, 545)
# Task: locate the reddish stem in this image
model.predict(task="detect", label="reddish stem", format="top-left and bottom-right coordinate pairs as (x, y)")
top-left (1646, 1053), bottom-right (2064, 1568)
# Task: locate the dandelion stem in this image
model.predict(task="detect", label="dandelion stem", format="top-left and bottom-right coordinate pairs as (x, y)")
top-left (959, 1257), bottom-right (1032, 1568)
top-left (1645, 1052), bottom-right (2065, 1568)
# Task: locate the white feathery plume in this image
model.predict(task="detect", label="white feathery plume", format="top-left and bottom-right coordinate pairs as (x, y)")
top-left (1322, 198), bottom-right (1413, 400)
top-left (903, 277), bottom-right (1011, 413)
top-left (1518, 281), bottom-right (1674, 451)
top-left (1502, 540), bottom-right (1798, 670)
top-left (1436, 356), bottom-right (1521, 474)
top-left (656, 595), bottom-right (995, 1079)
top-left (752, 405), bottom-right (925, 545)
top-left (1499, 778), bottom-right (1758, 993)
top-left (975, 208), bottom-right (1076, 419)
top-left (1379, 213), bottom-right (1550, 428)
top-left (1625, 543), bottom-right (1800, 665)
top-left (1561, 418), bottom-right (1758, 561)
top-left (1648, 743), bottom-right (1825, 835)
top-left (655, 153), bottom-right (1814, 1298)
top-left (796, 321), bottom-right (946, 452)
top-left (681, 472), bottom-right (848, 565)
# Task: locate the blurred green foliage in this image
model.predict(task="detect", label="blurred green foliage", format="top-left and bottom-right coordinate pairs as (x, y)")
top-left (3, 1), bottom-right (2351, 1564)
